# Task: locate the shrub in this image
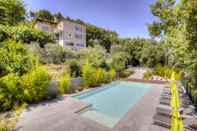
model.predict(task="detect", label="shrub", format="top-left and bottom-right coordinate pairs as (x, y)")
top-left (153, 65), bottom-right (181, 80)
top-left (143, 71), bottom-right (153, 80)
top-left (0, 73), bottom-right (22, 111)
top-left (119, 68), bottom-right (134, 78)
top-left (107, 52), bottom-right (127, 73)
top-left (65, 59), bottom-right (81, 77)
top-left (0, 26), bottom-right (9, 42)
top-left (106, 68), bottom-right (116, 82)
top-left (21, 67), bottom-right (51, 102)
top-left (0, 24), bottom-right (55, 46)
top-left (43, 43), bottom-right (65, 64)
top-left (78, 45), bottom-right (107, 68)
top-left (59, 71), bottom-right (71, 93)
top-left (94, 68), bottom-right (106, 85)
top-left (82, 62), bottom-right (116, 87)
top-left (0, 40), bottom-right (37, 76)
top-left (81, 61), bottom-right (96, 87)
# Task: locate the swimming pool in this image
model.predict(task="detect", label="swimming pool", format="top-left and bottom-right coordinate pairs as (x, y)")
top-left (73, 81), bottom-right (151, 128)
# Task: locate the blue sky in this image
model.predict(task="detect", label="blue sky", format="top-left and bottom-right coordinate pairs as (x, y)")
top-left (24, 0), bottom-right (156, 38)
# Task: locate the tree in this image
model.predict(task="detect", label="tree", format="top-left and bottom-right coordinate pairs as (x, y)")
top-left (86, 24), bottom-right (118, 52)
top-left (0, 0), bottom-right (26, 25)
top-left (148, 0), bottom-right (197, 86)
top-left (31, 9), bottom-right (54, 21)
top-left (0, 40), bottom-right (37, 76)
top-left (54, 12), bottom-right (64, 22)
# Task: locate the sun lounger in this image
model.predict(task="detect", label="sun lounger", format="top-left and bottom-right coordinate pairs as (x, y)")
top-left (153, 113), bottom-right (196, 130)
top-left (160, 96), bottom-right (191, 104)
top-left (163, 87), bottom-right (184, 94)
top-left (160, 99), bottom-right (191, 108)
top-left (156, 105), bottom-right (184, 116)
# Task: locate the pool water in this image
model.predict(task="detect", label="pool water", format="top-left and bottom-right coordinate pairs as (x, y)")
top-left (73, 81), bottom-right (151, 128)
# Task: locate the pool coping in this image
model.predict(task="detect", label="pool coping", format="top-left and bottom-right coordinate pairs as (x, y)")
top-left (126, 78), bottom-right (169, 85)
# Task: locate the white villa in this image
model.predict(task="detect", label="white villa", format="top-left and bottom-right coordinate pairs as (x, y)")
top-left (35, 19), bottom-right (86, 48)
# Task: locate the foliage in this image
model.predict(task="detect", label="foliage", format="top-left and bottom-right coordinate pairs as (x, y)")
top-left (0, 73), bottom-right (22, 111)
top-left (81, 61), bottom-right (96, 87)
top-left (82, 61), bottom-right (117, 87)
top-left (140, 42), bottom-right (165, 67)
top-left (107, 69), bottom-right (116, 82)
top-left (143, 65), bottom-right (181, 80)
top-left (30, 9), bottom-right (54, 21)
top-left (66, 59), bottom-right (81, 77)
top-left (78, 45), bottom-right (107, 68)
top-left (59, 70), bottom-right (71, 93)
top-left (86, 24), bottom-right (118, 51)
top-left (27, 43), bottom-right (76, 64)
top-left (21, 67), bottom-right (51, 103)
top-left (119, 68), bottom-right (134, 78)
top-left (43, 43), bottom-right (65, 64)
top-left (111, 38), bottom-right (165, 67)
top-left (0, 0), bottom-right (26, 25)
top-left (0, 24), bottom-right (55, 46)
top-left (0, 40), bottom-right (37, 76)
top-left (107, 52), bottom-right (127, 73)
top-left (153, 65), bottom-right (181, 80)
top-left (94, 68), bottom-right (106, 84)
top-left (143, 71), bottom-right (153, 80)
top-left (148, 0), bottom-right (197, 86)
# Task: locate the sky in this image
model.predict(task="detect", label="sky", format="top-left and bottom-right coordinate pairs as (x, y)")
top-left (24, 0), bottom-right (156, 38)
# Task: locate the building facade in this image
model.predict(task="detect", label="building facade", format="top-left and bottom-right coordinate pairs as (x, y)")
top-left (35, 19), bottom-right (86, 48)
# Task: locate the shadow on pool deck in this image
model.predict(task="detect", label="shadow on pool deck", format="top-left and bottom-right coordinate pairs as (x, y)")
top-left (16, 82), bottom-right (168, 131)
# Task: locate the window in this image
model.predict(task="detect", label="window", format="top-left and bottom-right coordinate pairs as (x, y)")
top-left (67, 42), bottom-right (74, 46)
top-left (75, 34), bottom-right (82, 39)
top-left (75, 26), bottom-right (82, 32)
top-left (42, 26), bottom-right (49, 32)
top-left (76, 43), bottom-right (84, 47)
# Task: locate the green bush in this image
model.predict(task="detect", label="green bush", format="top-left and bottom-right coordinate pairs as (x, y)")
top-left (107, 68), bottom-right (116, 82)
top-left (143, 71), bottom-right (153, 80)
top-left (0, 40), bottom-right (37, 76)
top-left (107, 52), bottom-right (127, 73)
top-left (153, 65), bottom-right (181, 80)
top-left (94, 68), bottom-right (106, 85)
top-left (43, 43), bottom-right (65, 64)
top-left (21, 67), bottom-right (51, 102)
top-left (0, 73), bottom-right (23, 111)
top-left (81, 61), bottom-right (96, 87)
top-left (65, 59), bottom-right (81, 77)
top-left (0, 67), bottom-right (51, 111)
top-left (82, 62), bottom-right (117, 87)
top-left (119, 68), bottom-right (134, 78)
top-left (59, 71), bottom-right (71, 93)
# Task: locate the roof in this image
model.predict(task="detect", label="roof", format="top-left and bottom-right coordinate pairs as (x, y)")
top-left (35, 18), bottom-right (86, 28)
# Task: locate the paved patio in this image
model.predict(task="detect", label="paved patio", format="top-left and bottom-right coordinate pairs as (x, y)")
top-left (16, 82), bottom-right (168, 131)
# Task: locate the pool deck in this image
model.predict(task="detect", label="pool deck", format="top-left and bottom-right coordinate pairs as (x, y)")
top-left (16, 82), bottom-right (168, 131)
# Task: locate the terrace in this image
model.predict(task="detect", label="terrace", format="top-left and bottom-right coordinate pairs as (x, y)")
top-left (16, 81), bottom-right (166, 131)
top-left (15, 69), bottom-right (196, 131)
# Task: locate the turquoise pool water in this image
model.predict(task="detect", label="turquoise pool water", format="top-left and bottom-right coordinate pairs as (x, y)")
top-left (73, 81), bottom-right (151, 128)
